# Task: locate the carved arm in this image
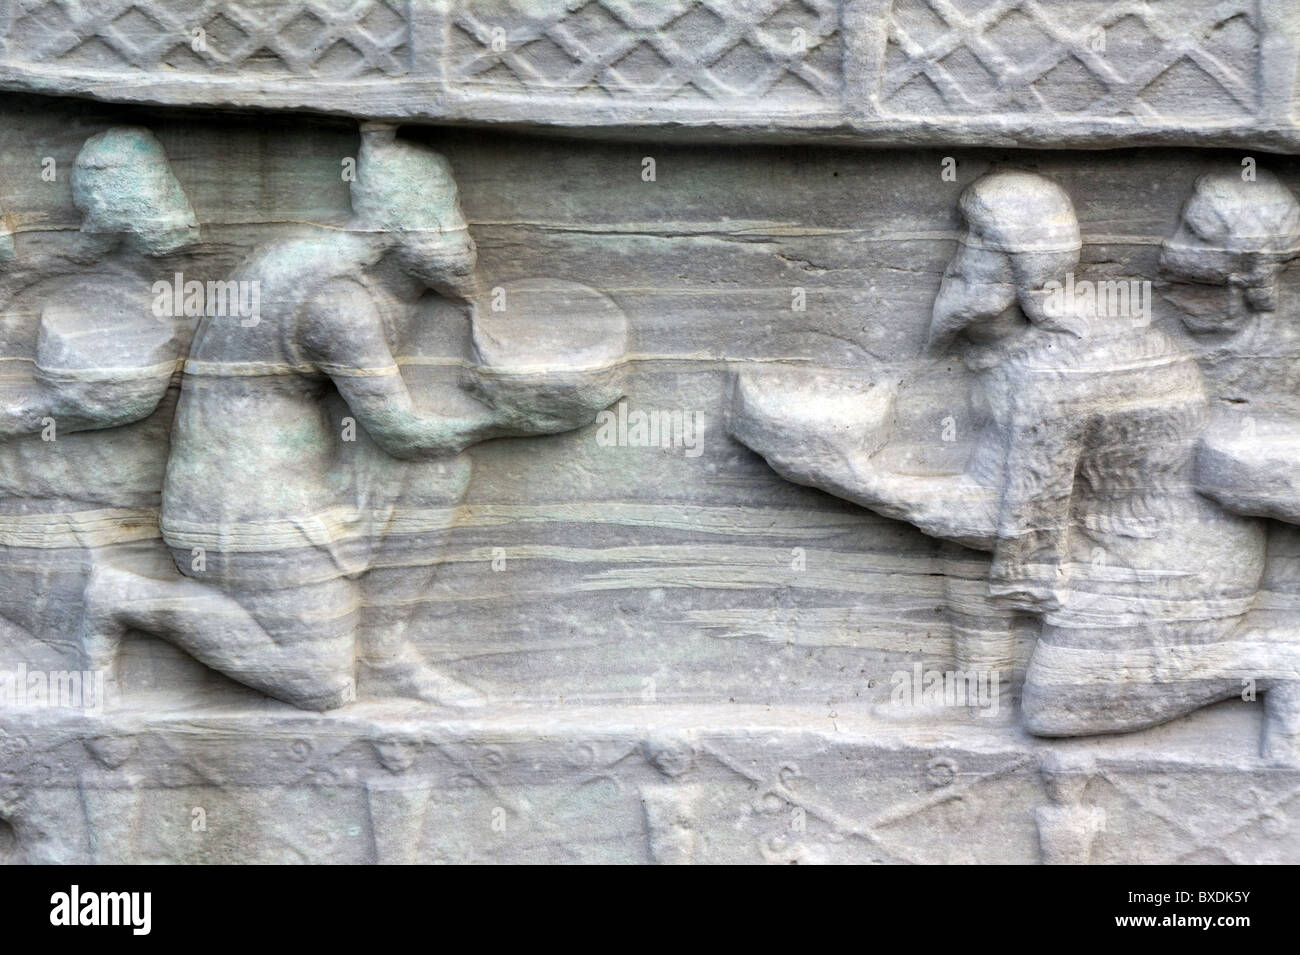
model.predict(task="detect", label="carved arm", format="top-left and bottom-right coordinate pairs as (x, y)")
top-left (729, 368), bottom-right (1000, 550)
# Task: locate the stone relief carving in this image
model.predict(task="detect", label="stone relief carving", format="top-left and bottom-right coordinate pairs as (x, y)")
top-left (0, 2), bottom-right (1295, 869)
top-left (22, 121), bottom-right (629, 711)
top-left (731, 166), bottom-right (1300, 764)
top-left (881, 0), bottom-right (1259, 119)
top-left (3, 0), bottom-right (1298, 148)
top-left (0, 125), bottom-right (200, 713)
top-left (449, 0), bottom-right (843, 104)
top-left (6, 0), bottom-right (413, 76)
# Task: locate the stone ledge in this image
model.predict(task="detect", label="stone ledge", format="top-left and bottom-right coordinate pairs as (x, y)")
top-left (0, 0), bottom-right (1296, 149)
top-left (0, 702), bottom-right (1293, 863)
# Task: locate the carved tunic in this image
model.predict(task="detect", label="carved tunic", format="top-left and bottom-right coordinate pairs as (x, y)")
top-left (1006, 323), bottom-right (1275, 733)
top-left (160, 235), bottom-right (471, 590)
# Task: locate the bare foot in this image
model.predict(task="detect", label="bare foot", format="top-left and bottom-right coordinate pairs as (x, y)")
top-left (358, 651), bottom-right (486, 709)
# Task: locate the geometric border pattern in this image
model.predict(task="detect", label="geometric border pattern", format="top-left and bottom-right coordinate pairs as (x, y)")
top-left (0, 0), bottom-right (1296, 147)
top-left (880, 0), bottom-right (1258, 118)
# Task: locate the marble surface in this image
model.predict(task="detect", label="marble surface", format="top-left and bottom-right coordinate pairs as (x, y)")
top-left (0, 2), bottom-right (1295, 864)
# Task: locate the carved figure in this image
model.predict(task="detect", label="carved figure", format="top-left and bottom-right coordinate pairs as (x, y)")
top-left (1163, 169), bottom-right (1300, 763)
top-left (0, 127), bottom-right (198, 666)
top-left (79, 125), bottom-right (627, 710)
top-left (731, 170), bottom-right (1286, 758)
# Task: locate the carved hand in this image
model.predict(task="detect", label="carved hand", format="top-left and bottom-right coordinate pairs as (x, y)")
top-left (728, 365), bottom-right (895, 485)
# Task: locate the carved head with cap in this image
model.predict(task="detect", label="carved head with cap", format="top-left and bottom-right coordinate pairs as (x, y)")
top-left (350, 122), bottom-right (477, 298)
top-left (927, 170), bottom-right (1082, 353)
top-left (71, 126), bottom-right (200, 257)
top-left (1159, 168), bottom-right (1300, 335)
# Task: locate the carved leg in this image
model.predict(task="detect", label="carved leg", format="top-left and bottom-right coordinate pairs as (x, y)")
top-left (1023, 621), bottom-right (1252, 737)
top-left (77, 563), bottom-right (129, 703)
top-left (943, 541), bottom-right (1022, 681)
top-left (874, 545), bottom-right (1018, 722)
top-left (80, 563), bottom-right (355, 711)
top-left (356, 598), bottom-right (486, 707)
top-left (1262, 682), bottom-right (1300, 766)
top-left (0, 545), bottom-right (96, 668)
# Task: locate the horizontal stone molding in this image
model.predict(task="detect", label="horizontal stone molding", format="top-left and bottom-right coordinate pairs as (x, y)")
top-left (0, 707), bottom-right (1294, 863)
top-left (0, 0), bottom-right (1297, 149)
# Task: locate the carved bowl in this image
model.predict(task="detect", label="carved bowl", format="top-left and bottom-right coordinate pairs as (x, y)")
top-left (463, 278), bottom-right (629, 431)
top-left (33, 295), bottom-right (178, 424)
top-left (730, 364), bottom-right (897, 466)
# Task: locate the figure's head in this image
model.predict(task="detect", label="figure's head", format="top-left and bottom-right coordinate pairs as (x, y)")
top-left (927, 170), bottom-right (1081, 352)
top-left (1039, 751), bottom-right (1096, 805)
top-left (71, 127), bottom-right (200, 257)
top-left (1159, 169), bottom-right (1300, 333)
top-left (350, 123), bottom-right (476, 289)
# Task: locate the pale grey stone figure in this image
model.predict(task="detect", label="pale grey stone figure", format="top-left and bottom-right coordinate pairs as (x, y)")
top-left (0, 127), bottom-right (198, 687)
top-left (0, 0), bottom-right (1297, 865)
top-left (731, 169), bottom-right (1300, 762)
top-left (1165, 170), bottom-right (1300, 763)
top-left (1035, 752), bottom-right (1105, 865)
top-left (77, 124), bottom-right (628, 710)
